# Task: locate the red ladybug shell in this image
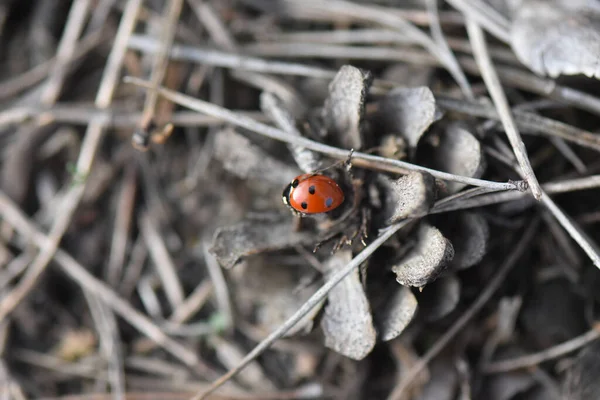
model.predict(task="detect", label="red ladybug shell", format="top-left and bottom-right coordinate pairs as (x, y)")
top-left (282, 174), bottom-right (345, 214)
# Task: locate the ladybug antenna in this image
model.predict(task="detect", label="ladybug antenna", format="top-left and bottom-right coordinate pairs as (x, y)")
top-left (312, 148), bottom-right (356, 175)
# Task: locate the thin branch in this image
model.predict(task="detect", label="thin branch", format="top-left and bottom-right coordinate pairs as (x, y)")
top-left (426, 0), bottom-right (473, 99)
top-left (243, 42), bottom-right (437, 65)
top-left (106, 164), bottom-right (137, 286)
top-left (139, 0), bottom-right (184, 127)
top-left (0, 106), bottom-right (268, 129)
top-left (0, 191), bottom-right (201, 369)
top-left (466, 19), bottom-right (542, 200)
top-left (431, 175), bottom-right (600, 214)
top-left (280, 0), bottom-right (471, 96)
top-left (127, 35), bottom-right (335, 79)
top-left (472, 99), bottom-right (600, 269)
top-left (446, 0), bottom-right (511, 43)
top-left (458, 57), bottom-right (600, 117)
top-left (191, 221), bottom-right (412, 400)
top-left (83, 292), bottom-right (125, 399)
top-left (483, 323), bottom-right (600, 373)
top-left (130, 30), bottom-right (600, 119)
top-left (132, 280), bottom-right (213, 353)
top-left (538, 192), bottom-right (600, 268)
top-left (124, 76), bottom-right (520, 192)
top-left (40, 0), bottom-right (91, 105)
top-left (0, 0), bottom-right (143, 322)
top-left (139, 211), bottom-right (185, 309)
top-left (435, 95), bottom-right (600, 152)
top-left (169, 280), bottom-right (213, 324)
top-left (202, 242), bottom-right (233, 331)
top-left (548, 137), bottom-right (587, 174)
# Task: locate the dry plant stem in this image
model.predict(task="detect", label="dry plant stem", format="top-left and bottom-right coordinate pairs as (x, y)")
top-left (208, 42), bottom-right (438, 67)
top-left (0, 107), bottom-right (268, 129)
top-left (140, 0), bottom-right (184, 127)
top-left (169, 280), bottom-right (213, 324)
top-left (484, 324), bottom-right (600, 373)
top-left (281, 0), bottom-right (471, 96)
top-left (435, 96), bottom-right (600, 152)
top-left (425, 0), bottom-right (473, 99)
top-left (40, 0), bottom-right (91, 105)
top-left (274, 5), bottom-right (465, 28)
top-left (540, 211), bottom-right (582, 269)
top-left (0, 191), bottom-right (201, 369)
top-left (0, 359), bottom-right (26, 400)
top-left (95, 0), bottom-right (141, 105)
top-left (549, 137), bottom-right (587, 174)
top-left (466, 19), bottom-right (542, 200)
top-left (458, 58), bottom-right (600, 117)
top-left (255, 30), bottom-right (600, 116)
top-left (119, 236), bottom-right (148, 297)
top-left (127, 35), bottom-right (335, 79)
top-left (272, 3), bottom-right (464, 27)
top-left (0, 306), bottom-right (8, 356)
top-left (106, 165), bottom-right (137, 286)
top-left (124, 77), bottom-right (518, 192)
top-left (0, 0), bottom-right (142, 322)
top-left (446, 0), bottom-right (510, 43)
top-left (485, 136), bottom-right (600, 268)
top-left (191, 2), bottom-right (237, 51)
top-left (132, 280), bottom-right (213, 352)
top-left (139, 212), bottom-right (185, 308)
top-left (192, 221), bottom-right (412, 400)
top-left (531, 370), bottom-right (562, 400)
top-left (0, 27), bottom-right (106, 101)
top-left (431, 186), bottom-right (502, 210)
top-left (138, 273), bottom-right (166, 320)
top-left (202, 242), bottom-right (233, 330)
top-left (538, 192), bottom-right (600, 268)
top-left (84, 292), bottom-right (125, 398)
top-left (431, 175), bottom-right (600, 214)
top-left (13, 348), bottom-right (107, 381)
top-left (386, 219), bottom-right (540, 400)
top-left (87, 0), bottom-right (116, 33)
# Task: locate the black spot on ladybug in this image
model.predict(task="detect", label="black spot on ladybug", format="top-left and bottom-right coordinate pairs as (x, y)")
top-left (325, 197), bottom-right (333, 208)
top-left (301, 201), bottom-right (308, 209)
top-left (308, 185), bottom-right (316, 195)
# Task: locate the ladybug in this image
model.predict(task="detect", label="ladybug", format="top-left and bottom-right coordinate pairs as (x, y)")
top-left (282, 174), bottom-right (345, 214)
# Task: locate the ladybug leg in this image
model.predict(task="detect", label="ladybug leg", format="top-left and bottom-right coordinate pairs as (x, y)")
top-left (331, 238), bottom-right (343, 253)
top-left (331, 198), bottom-right (370, 252)
top-left (314, 213), bottom-right (367, 254)
top-left (312, 221), bottom-right (352, 253)
top-left (330, 233), bottom-right (351, 254)
top-left (312, 230), bottom-right (344, 253)
top-left (351, 177), bottom-right (362, 208)
top-left (358, 207), bottom-right (370, 247)
top-left (292, 214), bottom-right (303, 231)
top-left (314, 176), bottom-right (364, 245)
top-left (343, 207), bottom-right (370, 249)
top-left (313, 166), bottom-right (365, 253)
